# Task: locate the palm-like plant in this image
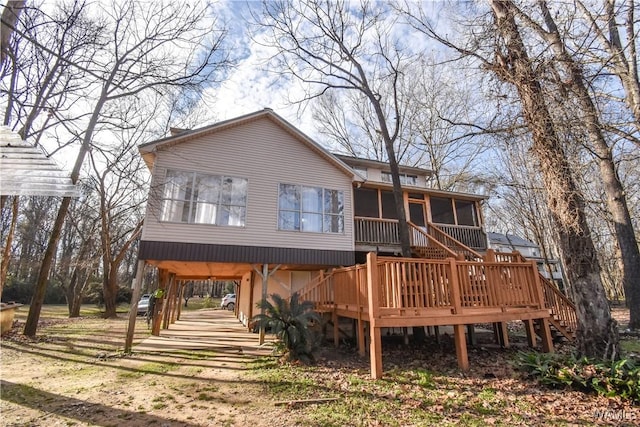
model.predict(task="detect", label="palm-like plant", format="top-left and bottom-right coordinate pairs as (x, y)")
top-left (252, 292), bottom-right (321, 363)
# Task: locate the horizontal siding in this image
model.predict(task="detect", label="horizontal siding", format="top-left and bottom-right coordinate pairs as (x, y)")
top-left (139, 240), bottom-right (355, 266)
top-left (141, 116), bottom-right (354, 252)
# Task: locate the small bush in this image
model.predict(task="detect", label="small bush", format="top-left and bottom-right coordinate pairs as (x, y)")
top-left (516, 352), bottom-right (639, 402)
top-left (202, 296), bottom-right (215, 308)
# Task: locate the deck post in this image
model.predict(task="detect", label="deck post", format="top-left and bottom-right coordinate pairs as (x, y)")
top-left (453, 324), bottom-right (469, 370)
top-left (152, 269), bottom-right (169, 336)
top-left (523, 319), bottom-right (537, 347)
top-left (332, 310), bottom-right (339, 347)
top-left (537, 318), bottom-right (554, 353)
top-left (357, 315), bottom-right (365, 357)
top-left (497, 322), bottom-right (510, 348)
top-left (466, 324), bottom-right (476, 346)
top-left (177, 282), bottom-right (185, 321)
top-left (448, 258), bottom-right (462, 315)
top-left (485, 249), bottom-right (496, 262)
top-left (124, 260), bottom-right (146, 353)
top-left (162, 274), bottom-right (175, 329)
top-left (530, 260), bottom-right (546, 309)
top-left (367, 252), bottom-right (383, 379)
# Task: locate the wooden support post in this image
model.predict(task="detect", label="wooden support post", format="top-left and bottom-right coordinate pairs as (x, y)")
top-left (448, 258), bottom-right (462, 315)
top-left (403, 327), bottom-right (409, 346)
top-left (366, 252), bottom-right (383, 379)
top-left (523, 319), bottom-right (537, 348)
top-left (152, 269), bottom-right (168, 336)
top-left (357, 315), bottom-right (365, 357)
top-left (537, 318), bottom-right (554, 353)
top-left (467, 324), bottom-right (476, 346)
top-left (177, 282), bottom-right (185, 321)
top-left (332, 310), bottom-right (339, 347)
top-left (252, 264), bottom-right (281, 345)
top-left (124, 260), bottom-right (145, 353)
top-left (162, 274), bottom-right (175, 330)
top-left (434, 326), bottom-right (440, 345)
top-left (498, 322), bottom-right (510, 348)
top-left (453, 324), bottom-right (469, 371)
top-left (170, 281), bottom-right (179, 324)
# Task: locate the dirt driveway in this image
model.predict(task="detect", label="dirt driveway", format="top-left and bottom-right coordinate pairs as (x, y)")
top-left (1, 308), bottom-right (286, 427)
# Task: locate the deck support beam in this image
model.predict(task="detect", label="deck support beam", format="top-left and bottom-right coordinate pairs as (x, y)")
top-left (370, 326), bottom-right (383, 379)
top-left (523, 319), bottom-right (537, 347)
top-left (366, 252), bottom-right (383, 378)
top-left (453, 324), bottom-right (469, 370)
top-left (357, 316), bottom-right (365, 357)
top-left (332, 310), bottom-right (339, 347)
top-left (493, 322), bottom-right (510, 348)
top-left (537, 318), bottom-right (554, 353)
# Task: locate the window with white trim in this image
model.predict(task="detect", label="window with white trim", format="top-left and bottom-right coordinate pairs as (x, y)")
top-left (278, 184), bottom-right (344, 233)
top-left (160, 170), bottom-right (247, 226)
top-left (381, 172), bottom-right (418, 186)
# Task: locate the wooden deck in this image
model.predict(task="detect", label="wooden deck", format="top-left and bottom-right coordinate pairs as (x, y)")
top-left (300, 251), bottom-right (576, 379)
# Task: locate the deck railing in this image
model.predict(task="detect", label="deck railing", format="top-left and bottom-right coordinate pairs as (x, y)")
top-left (408, 222), bottom-right (459, 259)
top-left (354, 217), bottom-right (399, 245)
top-left (431, 223), bottom-right (487, 252)
top-left (427, 223), bottom-right (484, 261)
top-left (299, 254), bottom-right (544, 315)
top-left (487, 250), bottom-right (577, 339)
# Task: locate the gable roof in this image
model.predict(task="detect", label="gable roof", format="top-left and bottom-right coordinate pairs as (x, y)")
top-left (487, 232), bottom-right (539, 248)
top-left (139, 109), bottom-right (358, 180)
top-left (0, 126), bottom-right (78, 197)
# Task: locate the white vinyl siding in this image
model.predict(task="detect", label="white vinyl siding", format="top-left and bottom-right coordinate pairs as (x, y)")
top-left (141, 116), bottom-right (354, 252)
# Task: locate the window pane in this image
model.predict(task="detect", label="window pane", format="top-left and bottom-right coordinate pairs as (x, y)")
top-left (324, 189), bottom-right (343, 214)
top-left (218, 205), bottom-right (246, 226)
top-left (279, 184), bottom-right (300, 210)
top-left (278, 211), bottom-right (299, 230)
top-left (302, 212), bottom-right (322, 232)
top-left (404, 175), bottom-right (417, 185)
top-left (161, 200), bottom-right (189, 222)
top-left (193, 202), bottom-right (217, 224)
top-left (381, 172), bottom-right (392, 183)
top-left (221, 177), bottom-right (247, 205)
top-left (195, 174), bottom-right (220, 203)
top-left (301, 186), bottom-right (322, 213)
top-left (455, 200), bottom-right (477, 226)
top-left (324, 214), bottom-right (344, 233)
top-left (381, 191), bottom-right (398, 219)
top-left (163, 171), bottom-right (192, 200)
top-left (431, 197), bottom-right (455, 224)
top-left (354, 188), bottom-right (379, 217)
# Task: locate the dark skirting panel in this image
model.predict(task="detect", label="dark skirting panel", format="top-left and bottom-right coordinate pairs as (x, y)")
top-left (139, 240), bottom-right (355, 266)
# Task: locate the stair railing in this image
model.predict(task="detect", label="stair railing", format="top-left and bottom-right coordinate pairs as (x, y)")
top-left (426, 222), bottom-right (484, 261)
top-left (298, 270), bottom-right (335, 309)
top-left (407, 222), bottom-right (460, 259)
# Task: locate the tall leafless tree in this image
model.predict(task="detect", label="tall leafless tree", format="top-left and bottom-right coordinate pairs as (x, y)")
top-left (22, 0), bottom-right (231, 335)
top-left (256, 0), bottom-right (414, 256)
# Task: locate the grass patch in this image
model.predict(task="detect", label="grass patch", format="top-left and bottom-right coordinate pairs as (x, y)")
top-left (621, 338), bottom-right (640, 354)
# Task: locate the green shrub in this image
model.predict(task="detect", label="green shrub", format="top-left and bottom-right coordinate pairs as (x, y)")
top-left (202, 296), bottom-right (215, 308)
top-left (516, 352), bottom-right (639, 402)
top-left (252, 292), bottom-right (320, 364)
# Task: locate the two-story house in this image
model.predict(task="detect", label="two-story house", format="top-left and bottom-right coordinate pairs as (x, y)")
top-left (137, 109), bottom-right (575, 377)
top-left (138, 109), bottom-right (487, 325)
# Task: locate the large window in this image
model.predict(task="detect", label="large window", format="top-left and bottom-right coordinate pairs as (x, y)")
top-left (381, 172), bottom-right (418, 186)
top-left (160, 170), bottom-right (247, 226)
top-left (278, 184), bottom-right (344, 233)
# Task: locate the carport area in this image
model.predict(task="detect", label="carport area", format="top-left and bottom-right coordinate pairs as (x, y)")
top-left (134, 309), bottom-right (274, 356)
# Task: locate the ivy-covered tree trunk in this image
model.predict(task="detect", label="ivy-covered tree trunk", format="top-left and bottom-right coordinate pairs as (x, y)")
top-left (489, 0), bottom-right (619, 359)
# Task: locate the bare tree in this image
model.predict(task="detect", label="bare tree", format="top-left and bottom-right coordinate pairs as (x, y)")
top-left (401, 0), bottom-right (619, 358)
top-left (507, 0), bottom-right (640, 330)
top-left (256, 0), bottom-right (414, 256)
top-left (23, 0), bottom-right (231, 334)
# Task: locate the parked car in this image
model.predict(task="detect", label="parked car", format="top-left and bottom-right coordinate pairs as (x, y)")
top-left (221, 293), bottom-right (236, 310)
top-left (137, 294), bottom-right (151, 315)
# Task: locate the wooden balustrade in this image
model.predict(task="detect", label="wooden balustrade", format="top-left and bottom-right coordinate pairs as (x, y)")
top-left (540, 275), bottom-right (577, 334)
top-left (354, 217), bottom-right (399, 245)
top-left (427, 223), bottom-right (484, 261)
top-left (432, 223), bottom-right (488, 251)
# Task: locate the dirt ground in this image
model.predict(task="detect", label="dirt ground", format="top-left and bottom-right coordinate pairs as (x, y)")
top-left (0, 306), bottom-right (638, 427)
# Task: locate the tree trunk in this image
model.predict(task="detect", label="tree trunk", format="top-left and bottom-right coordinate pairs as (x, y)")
top-left (489, 0), bottom-right (619, 359)
top-left (0, 196), bottom-right (19, 299)
top-left (103, 263), bottom-right (120, 318)
top-left (538, 0), bottom-right (640, 330)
